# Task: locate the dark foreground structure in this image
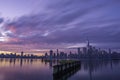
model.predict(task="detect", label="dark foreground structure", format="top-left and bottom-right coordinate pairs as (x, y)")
top-left (53, 61), bottom-right (81, 80)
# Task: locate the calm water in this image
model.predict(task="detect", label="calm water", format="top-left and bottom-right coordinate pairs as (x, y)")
top-left (0, 58), bottom-right (120, 80)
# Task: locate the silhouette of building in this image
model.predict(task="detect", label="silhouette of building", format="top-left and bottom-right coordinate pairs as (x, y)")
top-left (21, 51), bottom-right (24, 58)
top-left (53, 53), bottom-right (56, 58)
top-left (87, 39), bottom-right (90, 49)
top-left (43, 40), bottom-right (120, 60)
top-left (109, 48), bottom-right (111, 54)
top-left (45, 52), bottom-right (48, 58)
top-left (57, 49), bottom-right (59, 54)
top-left (50, 50), bottom-right (53, 60)
top-left (82, 47), bottom-right (87, 54)
top-left (78, 48), bottom-right (81, 54)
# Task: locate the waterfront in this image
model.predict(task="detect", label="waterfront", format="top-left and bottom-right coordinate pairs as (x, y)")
top-left (0, 58), bottom-right (120, 80)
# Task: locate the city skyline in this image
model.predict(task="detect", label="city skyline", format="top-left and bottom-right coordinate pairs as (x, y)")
top-left (0, 0), bottom-right (120, 54)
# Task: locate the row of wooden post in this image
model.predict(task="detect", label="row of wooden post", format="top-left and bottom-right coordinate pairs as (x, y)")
top-left (53, 61), bottom-right (81, 74)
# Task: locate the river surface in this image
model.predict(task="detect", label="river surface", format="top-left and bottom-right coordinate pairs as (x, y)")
top-left (0, 58), bottom-right (120, 80)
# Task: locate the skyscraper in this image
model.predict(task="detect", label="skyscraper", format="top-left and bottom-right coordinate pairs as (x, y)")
top-left (82, 47), bottom-right (87, 54)
top-left (50, 50), bottom-right (53, 60)
top-left (87, 39), bottom-right (90, 48)
top-left (78, 48), bottom-right (81, 54)
top-left (57, 49), bottom-right (59, 54)
top-left (109, 48), bottom-right (111, 54)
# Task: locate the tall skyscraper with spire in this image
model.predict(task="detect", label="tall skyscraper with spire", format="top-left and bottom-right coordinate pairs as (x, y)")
top-left (87, 38), bottom-right (90, 49)
top-left (86, 38), bottom-right (92, 57)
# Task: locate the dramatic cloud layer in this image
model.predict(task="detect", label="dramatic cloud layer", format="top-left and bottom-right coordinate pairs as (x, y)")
top-left (0, 0), bottom-right (120, 53)
top-left (0, 18), bottom-right (3, 23)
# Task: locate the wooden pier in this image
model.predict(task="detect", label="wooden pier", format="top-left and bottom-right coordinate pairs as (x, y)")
top-left (53, 60), bottom-right (81, 80)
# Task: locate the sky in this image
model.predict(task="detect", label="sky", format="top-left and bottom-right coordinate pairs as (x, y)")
top-left (0, 0), bottom-right (120, 54)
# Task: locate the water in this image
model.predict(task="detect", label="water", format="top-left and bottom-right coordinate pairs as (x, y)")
top-left (0, 58), bottom-right (120, 80)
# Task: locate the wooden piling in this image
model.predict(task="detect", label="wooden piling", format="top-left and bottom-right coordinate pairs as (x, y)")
top-left (53, 60), bottom-right (81, 80)
top-left (53, 61), bottom-right (81, 74)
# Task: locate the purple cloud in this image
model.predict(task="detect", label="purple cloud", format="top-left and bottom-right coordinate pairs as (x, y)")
top-left (0, 18), bottom-right (3, 23)
top-left (0, 0), bottom-right (120, 53)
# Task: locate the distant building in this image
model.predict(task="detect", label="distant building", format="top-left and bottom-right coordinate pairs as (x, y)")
top-left (50, 50), bottom-right (53, 59)
top-left (87, 39), bottom-right (90, 48)
top-left (45, 52), bottom-right (48, 58)
top-left (21, 51), bottom-right (24, 57)
top-left (53, 53), bottom-right (56, 58)
top-left (109, 48), bottom-right (111, 54)
top-left (56, 49), bottom-right (59, 58)
top-left (78, 48), bottom-right (81, 54)
top-left (57, 49), bottom-right (59, 54)
top-left (82, 47), bottom-right (87, 54)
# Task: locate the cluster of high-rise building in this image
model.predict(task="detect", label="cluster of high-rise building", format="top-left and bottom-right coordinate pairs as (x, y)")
top-left (0, 51), bottom-right (41, 59)
top-left (44, 40), bottom-right (120, 60)
top-left (44, 49), bottom-right (67, 59)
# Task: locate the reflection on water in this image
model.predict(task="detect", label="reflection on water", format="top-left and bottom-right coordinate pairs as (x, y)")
top-left (0, 58), bottom-right (120, 80)
top-left (0, 58), bottom-right (53, 80)
top-left (69, 59), bottom-right (120, 80)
